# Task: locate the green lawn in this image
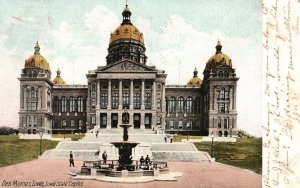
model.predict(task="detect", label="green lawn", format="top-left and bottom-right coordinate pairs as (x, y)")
top-left (194, 138), bottom-right (262, 174)
top-left (0, 135), bottom-right (58, 167)
top-left (51, 133), bottom-right (85, 141)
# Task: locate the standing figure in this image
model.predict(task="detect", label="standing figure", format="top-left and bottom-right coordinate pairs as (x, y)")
top-left (96, 131), bottom-right (98, 138)
top-left (164, 135), bottom-right (167, 143)
top-left (170, 134), bottom-right (173, 143)
top-left (69, 151), bottom-right (74, 167)
top-left (139, 156), bottom-right (145, 166)
top-left (145, 155), bottom-right (150, 165)
top-left (102, 151), bottom-right (107, 164)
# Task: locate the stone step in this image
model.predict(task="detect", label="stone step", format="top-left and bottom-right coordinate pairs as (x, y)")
top-left (152, 151), bottom-right (211, 162)
top-left (150, 143), bottom-right (196, 151)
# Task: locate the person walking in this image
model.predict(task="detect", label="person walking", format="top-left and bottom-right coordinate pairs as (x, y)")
top-left (69, 151), bottom-right (74, 167)
top-left (102, 151), bottom-right (107, 164)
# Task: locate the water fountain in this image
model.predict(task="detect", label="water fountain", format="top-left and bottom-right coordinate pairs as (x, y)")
top-left (110, 110), bottom-right (139, 171)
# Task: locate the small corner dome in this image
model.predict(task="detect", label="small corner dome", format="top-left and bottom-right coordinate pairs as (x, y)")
top-left (52, 68), bottom-right (66, 85)
top-left (187, 68), bottom-right (202, 86)
top-left (25, 41), bottom-right (51, 72)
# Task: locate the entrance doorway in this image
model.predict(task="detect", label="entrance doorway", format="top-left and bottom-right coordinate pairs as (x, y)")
top-left (133, 113), bottom-right (140, 129)
top-left (111, 113), bottom-right (118, 128)
top-left (145, 113), bottom-right (152, 129)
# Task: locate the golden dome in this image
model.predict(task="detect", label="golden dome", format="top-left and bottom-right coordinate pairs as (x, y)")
top-left (109, 5), bottom-right (144, 45)
top-left (187, 68), bottom-right (202, 86)
top-left (25, 42), bottom-right (50, 71)
top-left (205, 41), bottom-right (232, 70)
top-left (53, 68), bottom-right (66, 85)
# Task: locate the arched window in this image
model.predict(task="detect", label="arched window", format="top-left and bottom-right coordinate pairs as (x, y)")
top-left (178, 120), bottom-right (183, 129)
top-left (91, 116), bottom-right (96, 125)
top-left (178, 97), bottom-right (184, 113)
top-left (112, 93), bottom-right (119, 109)
top-left (91, 83), bottom-right (96, 91)
top-left (157, 98), bottom-right (161, 110)
top-left (157, 116), bottom-right (161, 125)
top-left (145, 93), bottom-right (151, 109)
top-left (186, 120), bottom-right (192, 130)
top-left (62, 119), bottom-right (67, 127)
top-left (218, 71), bottom-right (223, 77)
top-left (101, 93), bottom-right (108, 108)
top-left (123, 93), bottom-right (130, 109)
top-left (194, 97), bottom-right (201, 113)
top-left (78, 97), bottom-right (83, 112)
top-left (79, 119), bottom-right (83, 129)
top-left (133, 93), bottom-right (140, 109)
top-left (69, 97), bottom-right (75, 112)
top-left (28, 116), bottom-right (32, 127)
top-left (33, 116), bottom-right (37, 127)
top-left (219, 88), bottom-right (225, 100)
top-left (31, 87), bottom-right (36, 98)
top-left (224, 118), bottom-right (228, 129)
top-left (61, 97), bottom-right (67, 112)
top-left (186, 97), bottom-right (193, 113)
top-left (224, 71), bottom-right (229, 77)
top-left (169, 120), bottom-right (174, 130)
top-left (169, 97), bottom-right (176, 113)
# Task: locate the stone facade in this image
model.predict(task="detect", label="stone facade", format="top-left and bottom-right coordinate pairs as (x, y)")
top-left (18, 5), bottom-right (238, 137)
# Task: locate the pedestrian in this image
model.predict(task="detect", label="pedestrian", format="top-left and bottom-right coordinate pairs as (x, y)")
top-left (139, 156), bottom-right (145, 166)
top-left (96, 131), bottom-right (98, 138)
top-left (145, 155), bottom-right (150, 165)
top-left (69, 151), bottom-right (74, 167)
top-left (102, 151), bottom-right (107, 164)
top-left (170, 135), bottom-right (173, 143)
top-left (164, 135), bottom-right (167, 143)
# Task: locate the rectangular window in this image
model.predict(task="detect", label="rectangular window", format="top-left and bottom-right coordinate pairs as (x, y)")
top-left (157, 98), bottom-right (161, 109)
top-left (92, 98), bottom-right (96, 108)
top-left (91, 116), bottom-right (96, 125)
top-left (71, 120), bottom-right (74, 127)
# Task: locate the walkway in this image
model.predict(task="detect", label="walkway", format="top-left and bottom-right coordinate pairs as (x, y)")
top-left (0, 159), bottom-right (261, 188)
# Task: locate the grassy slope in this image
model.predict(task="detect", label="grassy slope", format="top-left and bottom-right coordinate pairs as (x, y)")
top-left (0, 135), bottom-right (58, 167)
top-left (194, 138), bottom-right (262, 174)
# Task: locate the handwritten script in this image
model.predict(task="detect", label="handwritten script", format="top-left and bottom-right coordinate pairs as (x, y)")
top-left (262, 0), bottom-right (300, 187)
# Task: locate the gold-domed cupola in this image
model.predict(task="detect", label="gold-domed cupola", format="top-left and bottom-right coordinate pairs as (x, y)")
top-left (25, 41), bottom-right (51, 72)
top-left (203, 40), bottom-right (236, 80)
top-left (187, 68), bottom-right (202, 86)
top-left (205, 40), bottom-right (232, 71)
top-left (52, 68), bottom-right (66, 85)
top-left (106, 4), bottom-right (147, 65)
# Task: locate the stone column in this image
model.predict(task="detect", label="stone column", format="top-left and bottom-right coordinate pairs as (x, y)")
top-left (233, 86), bottom-right (237, 110)
top-left (141, 79), bottom-right (145, 110)
top-left (43, 86), bottom-right (47, 110)
top-left (130, 79), bottom-right (133, 109)
top-left (214, 86), bottom-right (218, 111)
top-left (118, 79), bottom-right (122, 109)
top-left (107, 112), bottom-right (111, 129)
top-left (96, 80), bottom-right (100, 109)
top-left (96, 80), bottom-right (101, 128)
top-left (20, 86), bottom-right (24, 109)
top-left (130, 112), bottom-right (133, 125)
top-left (23, 86), bottom-right (27, 110)
top-left (118, 111), bottom-right (122, 126)
top-left (39, 86), bottom-right (42, 110)
top-left (152, 80), bottom-right (156, 110)
top-left (107, 79), bottom-right (111, 109)
top-left (141, 112), bottom-right (145, 129)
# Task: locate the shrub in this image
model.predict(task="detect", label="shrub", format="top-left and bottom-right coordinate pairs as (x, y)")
top-left (237, 130), bottom-right (254, 138)
top-left (0, 126), bottom-right (18, 135)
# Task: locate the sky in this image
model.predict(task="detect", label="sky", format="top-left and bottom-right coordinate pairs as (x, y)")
top-left (0, 0), bottom-right (262, 136)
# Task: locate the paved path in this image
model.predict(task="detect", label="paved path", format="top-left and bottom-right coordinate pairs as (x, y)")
top-left (0, 160), bottom-right (261, 188)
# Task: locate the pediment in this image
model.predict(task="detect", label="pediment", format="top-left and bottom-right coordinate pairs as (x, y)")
top-left (98, 60), bottom-right (156, 72)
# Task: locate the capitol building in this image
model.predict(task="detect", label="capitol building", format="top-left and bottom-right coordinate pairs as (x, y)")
top-left (18, 5), bottom-right (239, 137)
